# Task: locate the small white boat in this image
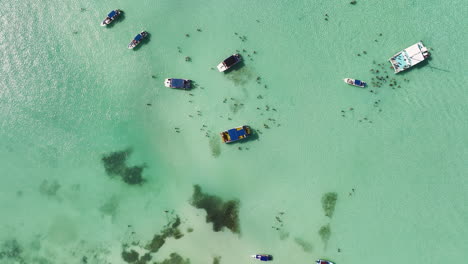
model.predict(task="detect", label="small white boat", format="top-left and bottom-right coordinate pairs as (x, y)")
top-left (316, 259), bottom-right (335, 264)
top-left (217, 54), bottom-right (242, 72)
top-left (251, 254), bottom-right (272, 261)
top-left (100, 10), bottom-right (122, 26)
top-left (389, 41), bottom-right (430, 73)
top-left (344, 78), bottom-right (366, 87)
top-left (128, 31), bottom-right (148, 49)
top-left (164, 78), bottom-right (191, 90)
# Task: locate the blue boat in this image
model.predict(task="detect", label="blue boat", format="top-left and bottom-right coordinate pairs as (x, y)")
top-left (220, 126), bottom-right (251, 143)
top-left (344, 78), bottom-right (366, 88)
top-left (164, 78), bottom-right (191, 90)
top-left (128, 31), bottom-right (148, 49)
top-left (251, 254), bottom-right (273, 261)
top-left (100, 10), bottom-right (122, 26)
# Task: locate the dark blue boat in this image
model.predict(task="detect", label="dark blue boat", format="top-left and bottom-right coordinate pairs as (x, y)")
top-left (164, 78), bottom-right (191, 89)
top-left (251, 254), bottom-right (273, 261)
top-left (128, 31), bottom-right (148, 49)
top-left (220, 126), bottom-right (251, 143)
top-left (100, 9), bottom-right (122, 26)
top-left (344, 78), bottom-right (366, 88)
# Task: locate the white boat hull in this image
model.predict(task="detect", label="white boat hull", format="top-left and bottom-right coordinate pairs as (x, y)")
top-left (164, 79), bottom-right (171, 87)
top-left (217, 63), bottom-right (227, 72)
top-left (343, 78), bottom-right (366, 87)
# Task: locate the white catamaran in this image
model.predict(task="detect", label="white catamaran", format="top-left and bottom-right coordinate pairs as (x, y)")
top-left (389, 41), bottom-right (430, 73)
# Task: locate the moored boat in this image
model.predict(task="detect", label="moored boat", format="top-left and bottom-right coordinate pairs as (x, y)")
top-left (164, 78), bottom-right (191, 90)
top-left (389, 41), bottom-right (430, 73)
top-left (344, 78), bottom-right (366, 87)
top-left (217, 54), bottom-right (242, 72)
top-left (220, 126), bottom-right (251, 143)
top-left (316, 259), bottom-right (335, 264)
top-left (251, 254), bottom-right (273, 261)
top-left (128, 31), bottom-right (148, 49)
top-left (100, 10), bottom-right (122, 26)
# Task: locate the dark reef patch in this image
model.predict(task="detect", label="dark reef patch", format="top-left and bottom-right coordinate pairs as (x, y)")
top-left (0, 239), bottom-right (24, 262)
top-left (121, 248), bottom-right (152, 264)
top-left (321, 192), bottom-right (338, 218)
top-left (224, 64), bottom-right (252, 86)
top-left (294, 237), bottom-right (313, 252)
top-left (190, 185), bottom-right (240, 234)
top-left (121, 249), bottom-right (139, 263)
top-left (39, 179), bottom-right (61, 196)
top-left (145, 215), bottom-right (183, 253)
top-left (101, 149), bottom-right (146, 185)
top-left (318, 224), bottom-right (331, 247)
top-left (209, 135), bottom-right (221, 157)
top-left (99, 195), bottom-right (119, 218)
top-left (213, 256), bottom-right (221, 264)
top-left (154, 253), bottom-right (190, 264)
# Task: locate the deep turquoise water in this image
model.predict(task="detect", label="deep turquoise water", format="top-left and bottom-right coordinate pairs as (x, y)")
top-left (0, 0), bottom-right (467, 263)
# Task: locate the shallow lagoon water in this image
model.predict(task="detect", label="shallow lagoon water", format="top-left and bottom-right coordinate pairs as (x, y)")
top-left (0, 0), bottom-right (467, 263)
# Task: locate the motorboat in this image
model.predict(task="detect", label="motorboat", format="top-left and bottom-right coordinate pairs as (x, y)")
top-left (217, 54), bottom-right (242, 72)
top-left (100, 10), bottom-right (122, 26)
top-left (128, 31), bottom-right (148, 49)
top-left (164, 78), bottom-right (192, 90)
top-left (389, 41), bottom-right (430, 73)
top-left (344, 78), bottom-right (366, 87)
top-left (316, 259), bottom-right (335, 264)
top-left (220, 126), bottom-right (251, 143)
top-left (251, 254), bottom-right (273, 261)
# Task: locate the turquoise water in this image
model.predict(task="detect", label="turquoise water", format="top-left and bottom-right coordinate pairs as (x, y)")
top-left (0, 0), bottom-right (467, 263)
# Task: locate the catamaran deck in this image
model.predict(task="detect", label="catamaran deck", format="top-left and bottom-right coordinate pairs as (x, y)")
top-left (389, 42), bottom-right (430, 73)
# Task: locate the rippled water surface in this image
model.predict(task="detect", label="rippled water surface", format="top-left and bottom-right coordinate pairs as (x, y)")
top-left (0, 0), bottom-right (467, 263)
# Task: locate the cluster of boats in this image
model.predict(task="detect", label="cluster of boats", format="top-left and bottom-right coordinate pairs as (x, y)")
top-left (165, 54), bottom-right (245, 143)
top-left (100, 9), bottom-right (148, 49)
top-left (344, 41), bottom-right (430, 88)
top-left (251, 255), bottom-right (334, 264)
top-left (100, 9), bottom-right (249, 144)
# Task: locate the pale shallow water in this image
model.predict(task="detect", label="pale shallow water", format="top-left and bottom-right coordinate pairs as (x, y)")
top-left (0, 0), bottom-right (467, 263)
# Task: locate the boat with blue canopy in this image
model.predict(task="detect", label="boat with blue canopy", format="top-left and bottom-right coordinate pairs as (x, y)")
top-left (100, 10), bottom-right (122, 26)
top-left (251, 254), bottom-right (273, 261)
top-left (344, 78), bottom-right (366, 88)
top-left (220, 126), bottom-right (251, 143)
top-left (128, 31), bottom-right (148, 49)
top-left (164, 78), bottom-right (192, 90)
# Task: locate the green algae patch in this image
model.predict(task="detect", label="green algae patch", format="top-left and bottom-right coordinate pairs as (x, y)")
top-left (190, 185), bottom-right (240, 234)
top-left (39, 179), bottom-right (61, 196)
top-left (137, 253), bottom-right (152, 264)
top-left (225, 64), bottom-right (252, 86)
top-left (294, 237), bottom-right (313, 252)
top-left (154, 253), bottom-right (190, 264)
top-left (209, 136), bottom-right (221, 157)
top-left (318, 224), bottom-right (331, 246)
top-left (146, 216), bottom-right (184, 253)
top-left (121, 249), bottom-right (139, 263)
top-left (101, 149), bottom-right (146, 185)
top-left (213, 256), bottom-right (221, 264)
top-left (146, 234), bottom-right (165, 253)
top-left (321, 192), bottom-right (338, 218)
top-left (99, 195), bottom-right (119, 218)
top-left (0, 239), bottom-right (23, 261)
